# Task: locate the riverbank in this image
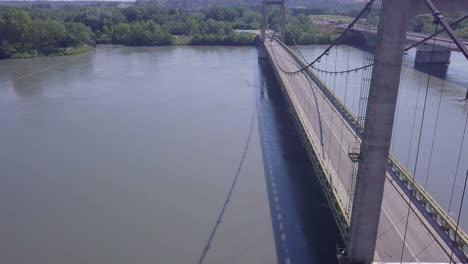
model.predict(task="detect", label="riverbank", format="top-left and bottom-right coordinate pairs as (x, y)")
top-left (8, 45), bottom-right (94, 60)
top-left (0, 6), bottom-right (336, 60)
top-left (2, 36), bottom-right (258, 60)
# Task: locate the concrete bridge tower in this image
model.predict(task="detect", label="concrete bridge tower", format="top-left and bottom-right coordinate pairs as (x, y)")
top-left (347, 0), bottom-right (468, 263)
top-left (260, 0), bottom-right (286, 42)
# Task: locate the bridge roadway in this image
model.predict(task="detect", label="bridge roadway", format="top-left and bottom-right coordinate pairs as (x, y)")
top-left (351, 26), bottom-right (468, 51)
top-left (263, 37), bottom-right (463, 263)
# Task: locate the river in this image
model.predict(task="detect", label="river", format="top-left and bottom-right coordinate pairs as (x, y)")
top-left (0, 44), bottom-right (466, 264)
top-left (0, 45), bottom-right (340, 264)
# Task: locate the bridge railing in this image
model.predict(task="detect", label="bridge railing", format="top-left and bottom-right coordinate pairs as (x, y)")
top-left (271, 36), bottom-right (468, 257)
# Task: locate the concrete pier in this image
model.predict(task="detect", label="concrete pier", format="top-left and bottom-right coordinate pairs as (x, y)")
top-left (415, 45), bottom-right (451, 64)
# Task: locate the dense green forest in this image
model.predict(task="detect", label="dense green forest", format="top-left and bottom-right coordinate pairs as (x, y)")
top-left (0, 5), bottom-right (358, 59)
top-left (1, 4), bottom-right (467, 60)
top-left (0, 6), bottom-right (263, 59)
top-left (408, 15), bottom-right (468, 38)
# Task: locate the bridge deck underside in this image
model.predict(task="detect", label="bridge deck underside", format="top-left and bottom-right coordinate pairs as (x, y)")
top-left (264, 38), bottom-right (461, 263)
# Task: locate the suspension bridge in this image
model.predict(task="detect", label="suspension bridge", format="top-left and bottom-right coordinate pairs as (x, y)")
top-left (258, 0), bottom-right (468, 263)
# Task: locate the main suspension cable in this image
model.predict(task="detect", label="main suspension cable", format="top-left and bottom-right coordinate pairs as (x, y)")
top-left (277, 0), bottom-right (376, 75)
top-left (287, 22), bottom-right (309, 63)
top-left (303, 14), bottom-right (468, 75)
top-left (423, 79), bottom-right (445, 189)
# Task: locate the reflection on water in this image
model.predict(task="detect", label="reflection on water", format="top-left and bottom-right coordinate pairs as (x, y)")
top-left (0, 45), bottom-right (341, 264)
top-left (0, 46), bottom-right (275, 264)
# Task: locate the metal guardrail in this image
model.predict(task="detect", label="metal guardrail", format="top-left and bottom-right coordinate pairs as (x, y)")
top-left (387, 156), bottom-right (468, 257)
top-left (271, 36), bottom-right (468, 258)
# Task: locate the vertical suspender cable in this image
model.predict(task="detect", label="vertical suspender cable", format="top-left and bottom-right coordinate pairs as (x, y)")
top-left (447, 114), bottom-right (468, 217)
top-left (449, 166), bottom-right (468, 263)
top-left (423, 79), bottom-right (445, 189)
top-left (406, 71), bottom-right (424, 169)
top-left (399, 23), bottom-right (438, 264)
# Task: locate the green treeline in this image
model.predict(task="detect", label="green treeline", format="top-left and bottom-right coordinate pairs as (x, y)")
top-left (0, 5), bottom-right (367, 59)
top-left (1, 4), bottom-right (468, 59)
top-left (409, 15), bottom-right (468, 38)
top-left (0, 6), bottom-right (263, 59)
top-left (284, 14), bottom-right (341, 45)
top-left (0, 9), bottom-right (93, 58)
top-left (92, 6), bottom-right (261, 45)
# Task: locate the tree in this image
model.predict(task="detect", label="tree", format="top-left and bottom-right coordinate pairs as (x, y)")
top-left (31, 19), bottom-right (66, 50)
top-left (65, 22), bottom-right (93, 46)
top-left (130, 22), bottom-right (152, 45)
top-left (409, 15), bottom-right (433, 33)
top-left (1, 9), bottom-right (32, 45)
top-left (113, 23), bottom-right (131, 44)
top-left (458, 27), bottom-right (468, 39)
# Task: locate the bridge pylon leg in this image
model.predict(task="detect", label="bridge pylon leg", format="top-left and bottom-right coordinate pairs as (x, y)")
top-left (347, 0), bottom-right (412, 262)
top-left (260, 0), bottom-right (267, 42)
top-left (279, 2), bottom-right (286, 42)
top-left (259, 0), bottom-right (287, 42)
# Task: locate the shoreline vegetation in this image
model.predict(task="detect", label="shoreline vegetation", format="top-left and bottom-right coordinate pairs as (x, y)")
top-left (9, 44), bottom-right (94, 59)
top-left (0, 6), bottom-right (264, 60)
top-left (1, 4), bottom-right (467, 60)
top-left (0, 5), bottom-right (344, 60)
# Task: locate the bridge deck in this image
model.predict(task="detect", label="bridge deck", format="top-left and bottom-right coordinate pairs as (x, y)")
top-left (263, 37), bottom-right (463, 263)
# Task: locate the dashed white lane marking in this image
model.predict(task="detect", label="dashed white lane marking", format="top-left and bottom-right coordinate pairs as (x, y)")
top-left (277, 213), bottom-right (282, 221)
top-left (281, 232), bottom-right (286, 241)
top-left (285, 257), bottom-right (291, 264)
top-left (279, 222), bottom-right (284, 230)
top-left (274, 196), bottom-right (279, 202)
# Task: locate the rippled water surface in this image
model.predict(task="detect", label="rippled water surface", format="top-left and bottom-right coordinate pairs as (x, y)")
top-left (0, 46), bottom-right (341, 264)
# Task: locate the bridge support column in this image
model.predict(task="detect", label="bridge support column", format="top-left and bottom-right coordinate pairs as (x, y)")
top-left (415, 45), bottom-right (451, 64)
top-left (258, 43), bottom-right (268, 59)
top-left (259, 0), bottom-right (286, 42)
top-left (347, 0), bottom-right (412, 263)
top-left (279, 2), bottom-right (286, 42)
top-left (260, 0), bottom-right (267, 42)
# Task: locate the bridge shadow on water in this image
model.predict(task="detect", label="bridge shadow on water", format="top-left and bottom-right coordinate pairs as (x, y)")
top-left (255, 59), bottom-right (341, 264)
